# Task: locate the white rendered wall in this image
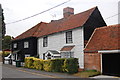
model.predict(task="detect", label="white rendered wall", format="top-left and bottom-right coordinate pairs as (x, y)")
top-left (38, 27), bottom-right (84, 68)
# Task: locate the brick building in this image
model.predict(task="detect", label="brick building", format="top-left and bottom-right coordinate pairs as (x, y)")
top-left (84, 24), bottom-right (120, 76)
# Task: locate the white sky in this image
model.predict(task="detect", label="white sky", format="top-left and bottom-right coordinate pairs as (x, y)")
top-left (0, 0), bottom-right (119, 37)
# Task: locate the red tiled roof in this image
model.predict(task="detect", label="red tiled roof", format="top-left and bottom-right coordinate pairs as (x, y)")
top-left (84, 24), bottom-right (120, 52)
top-left (13, 22), bottom-right (47, 40)
top-left (13, 7), bottom-right (97, 40)
top-left (60, 45), bottom-right (75, 51)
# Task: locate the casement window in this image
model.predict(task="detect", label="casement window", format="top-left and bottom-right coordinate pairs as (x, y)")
top-left (43, 36), bottom-right (48, 47)
top-left (61, 51), bottom-right (74, 58)
top-left (13, 43), bottom-right (17, 48)
top-left (24, 41), bottom-right (29, 48)
top-left (66, 31), bottom-right (73, 43)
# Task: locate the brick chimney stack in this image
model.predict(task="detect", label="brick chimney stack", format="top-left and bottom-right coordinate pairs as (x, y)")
top-left (63, 7), bottom-right (74, 18)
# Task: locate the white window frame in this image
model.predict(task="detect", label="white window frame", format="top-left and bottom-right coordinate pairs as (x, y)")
top-left (66, 31), bottom-right (73, 44)
top-left (13, 43), bottom-right (17, 48)
top-left (24, 41), bottom-right (29, 48)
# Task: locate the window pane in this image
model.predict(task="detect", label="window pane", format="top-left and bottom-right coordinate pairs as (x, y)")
top-left (66, 31), bottom-right (73, 43)
top-left (61, 51), bottom-right (74, 58)
top-left (13, 43), bottom-right (17, 48)
top-left (24, 42), bottom-right (29, 48)
top-left (43, 36), bottom-right (48, 47)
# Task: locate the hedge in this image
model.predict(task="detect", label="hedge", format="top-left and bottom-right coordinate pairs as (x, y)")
top-left (24, 57), bottom-right (35, 68)
top-left (24, 57), bottom-right (79, 74)
top-left (63, 58), bottom-right (79, 74)
top-left (43, 60), bottom-right (52, 72)
top-left (33, 58), bottom-right (43, 70)
top-left (47, 58), bottom-right (65, 72)
top-left (1, 51), bottom-right (11, 57)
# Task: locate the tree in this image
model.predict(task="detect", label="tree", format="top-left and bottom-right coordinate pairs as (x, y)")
top-left (2, 35), bottom-right (12, 50)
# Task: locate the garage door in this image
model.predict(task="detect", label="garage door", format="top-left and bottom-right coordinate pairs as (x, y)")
top-left (102, 53), bottom-right (120, 76)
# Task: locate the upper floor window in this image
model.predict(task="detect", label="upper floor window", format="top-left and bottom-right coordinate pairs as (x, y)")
top-left (13, 43), bottom-right (17, 48)
top-left (66, 31), bottom-right (73, 43)
top-left (43, 36), bottom-right (48, 47)
top-left (24, 42), bottom-right (29, 48)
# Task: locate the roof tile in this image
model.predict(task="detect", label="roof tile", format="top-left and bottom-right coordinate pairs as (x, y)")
top-left (13, 7), bottom-right (96, 40)
top-left (60, 45), bottom-right (75, 51)
top-left (84, 24), bottom-right (120, 52)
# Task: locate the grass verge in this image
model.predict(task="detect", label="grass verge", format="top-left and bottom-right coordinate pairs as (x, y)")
top-left (73, 70), bottom-right (101, 78)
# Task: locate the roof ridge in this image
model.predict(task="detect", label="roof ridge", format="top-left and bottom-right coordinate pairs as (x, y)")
top-left (96, 24), bottom-right (120, 30)
top-left (80, 6), bottom-right (97, 27)
top-left (52, 6), bottom-right (97, 23)
top-left (13, 6), bottom-right (100, 40)
top-left (13, 22), bottom-right (45, 40)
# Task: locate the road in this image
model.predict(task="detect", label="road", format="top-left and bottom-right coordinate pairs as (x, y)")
top-left (2, 64), bottom-right (78, 78)
top-left (1, 64), bottom-right (120, 80)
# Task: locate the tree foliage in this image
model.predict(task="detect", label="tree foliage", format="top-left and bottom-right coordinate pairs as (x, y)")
top-left (2, 35), bottom-right (12, 50)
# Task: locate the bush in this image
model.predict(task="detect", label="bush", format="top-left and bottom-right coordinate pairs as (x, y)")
top-left (63, 58), bottom-right (79, 74)
top-left (33, 58), bottom-right (43, 70)
top-left (43, 60), bottom-right (52, 72)
top-left (24, 57), bottom-right (34, 68)
top-left (2, 51), bottom-right (11, 57)
top-left (50, 58), bottom-right (65, 72)
top-left (24, 57), bottom-right (79, 74)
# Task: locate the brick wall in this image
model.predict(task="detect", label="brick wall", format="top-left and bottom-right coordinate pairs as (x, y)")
top-left (84, 53), bottom-right (101, 71)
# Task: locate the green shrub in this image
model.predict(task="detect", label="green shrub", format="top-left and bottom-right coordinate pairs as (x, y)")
top-left (24, 57), bottom-right (34, 68)
top-left (43, 58), bottom-right (66, 72)
top-left (2, 51), bottom-right (11, 57)
top-left (33, 58), bottom-right (43, 70)
top-left (50, 58), bottom-right (65, 72)
top-left (63, 58), bottom-right (79, 74)
top-left (43, 60), bottom-right (52, 72)
top-left (24, 57), bottom-right (79, 74)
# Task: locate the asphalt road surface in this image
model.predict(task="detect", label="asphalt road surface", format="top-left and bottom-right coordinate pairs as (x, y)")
top-left (2, 64), bottom-right (78, 78)
top-left (1, 64), bottom-right (119, 80)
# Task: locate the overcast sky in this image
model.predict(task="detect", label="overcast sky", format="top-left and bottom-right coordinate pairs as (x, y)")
top-left (0, 0), bottom-right (119, 37)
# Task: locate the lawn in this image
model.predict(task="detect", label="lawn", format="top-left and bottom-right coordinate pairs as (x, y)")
top-left (74, 70), bottom-right (101, 78)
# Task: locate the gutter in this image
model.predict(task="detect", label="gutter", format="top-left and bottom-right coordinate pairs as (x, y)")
top-left (98, 50), bottom-right (120, 53)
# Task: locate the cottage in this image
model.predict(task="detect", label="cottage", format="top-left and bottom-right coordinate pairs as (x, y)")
top-left (84, 24), bottom-right (120, 76)
top-left (11, 23), bottom-right (45, 61)
top-left (12, 6), bottom-right (106, 68)
top-left (37, 6), bottom-right (106, 69)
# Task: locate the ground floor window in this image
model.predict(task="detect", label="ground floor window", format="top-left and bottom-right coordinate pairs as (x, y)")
top-left (25, 54), bottom-right (30, 57)
top-left (61, 51), bottom-right (74, 58)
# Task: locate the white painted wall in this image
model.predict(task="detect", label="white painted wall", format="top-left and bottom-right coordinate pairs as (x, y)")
top-left (38, 27), bottom-right (84, 68)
